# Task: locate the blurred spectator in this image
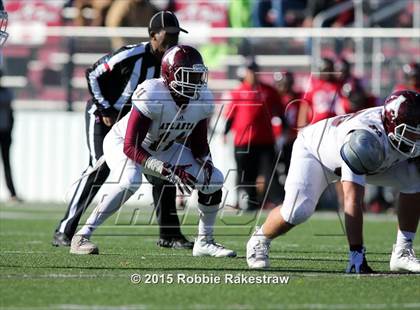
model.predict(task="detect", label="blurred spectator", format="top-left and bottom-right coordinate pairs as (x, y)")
top-left (273, 71), bottom-right (302, 175)
top-left (335, 57), bottom-right (351, 85)
top-left (334, 58), bottom-right (377, 114)
top-left (251, 0), bottom-right (307, 27)
top-left (0, 70), bottom-right (21, 203)
top-left (106, 0), bottom-right (158, 49)
top-left (336, 78), bottom-right (377, 115)
top-left (73, 0), bottom-right (112, 26)
top-left (229, 0), bottom-right (252, 28)
top-left (298, 58), bottom-right (340, 125)
top-left (303, 1), bottom-right (353, 55)
top-left (224, 58), bottom-right (284, 210)
top-left (395, 62), bottom-right (420, 93)
top-left (252, 0), bottom-right (277, 27)
top-left (303, 0), bottom-right (353, 28)
top-left (228, 0), bottom-right (253, 59)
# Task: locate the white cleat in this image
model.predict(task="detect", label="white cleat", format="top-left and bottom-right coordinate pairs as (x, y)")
top-left (192, 238), bottom-right (236, 258)
top-left (246, 232), bottom-right (271, 269)
top-left (70, 235), bottom-right (99, 255)
top-left (390, 244), bottom-right (420, 273)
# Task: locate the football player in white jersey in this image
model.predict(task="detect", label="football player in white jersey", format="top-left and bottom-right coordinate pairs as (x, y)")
top-left (70, 45), bottom-right (236, 258)
top-left (247, 90), bottom-right (420, 273)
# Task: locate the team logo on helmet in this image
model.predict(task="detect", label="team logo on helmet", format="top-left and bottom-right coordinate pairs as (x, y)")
top-left (382, 90), bottom-right (420, 158)
top-left (384, 94), bottom-right (405, 120)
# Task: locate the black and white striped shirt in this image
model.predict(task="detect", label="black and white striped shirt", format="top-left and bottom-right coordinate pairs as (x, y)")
top-left (86, 42), bottom-right (160, 116)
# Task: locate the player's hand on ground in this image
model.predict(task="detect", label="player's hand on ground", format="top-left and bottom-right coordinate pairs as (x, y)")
top-left (346, 248), bottom-right (375, 274)
top-left (162, 163), bottom-right (197, 195)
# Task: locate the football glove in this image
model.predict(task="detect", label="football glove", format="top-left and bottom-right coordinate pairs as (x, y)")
top-left (346, 247), bottom-right (375, 274)
top-left (162, 163), bottom-right (197, 195)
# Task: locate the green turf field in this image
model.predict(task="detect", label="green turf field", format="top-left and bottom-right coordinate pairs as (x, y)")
top-left (1, 203), bottom-right (419, 310)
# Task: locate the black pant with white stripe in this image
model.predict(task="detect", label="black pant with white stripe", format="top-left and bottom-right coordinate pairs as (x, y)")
top-left (55, 101), bottom-right (182, 239)
top-left (0, 130), bottom-right (17, 197)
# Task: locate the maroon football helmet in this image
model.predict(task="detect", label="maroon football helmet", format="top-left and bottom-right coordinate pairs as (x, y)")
top-left (161, 45), bottom-right (208, 100)
top-left (382, 90), bottom-right (420, 158)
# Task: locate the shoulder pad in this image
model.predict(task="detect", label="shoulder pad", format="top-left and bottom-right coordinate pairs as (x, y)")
top-left (132, 79), bottom-right (167, 119)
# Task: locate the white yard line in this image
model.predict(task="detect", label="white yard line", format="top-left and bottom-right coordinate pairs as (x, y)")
top-left (2, 303), bottom-right (420, 310)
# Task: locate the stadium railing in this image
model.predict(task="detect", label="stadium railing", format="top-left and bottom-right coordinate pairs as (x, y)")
top-left (1, 26), bottom-right (419, 201)
top-left (4, 25), bottom-right (419, 111)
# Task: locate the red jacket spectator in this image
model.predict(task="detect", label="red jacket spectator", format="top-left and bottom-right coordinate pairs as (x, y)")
top-left (299, 58), bottom-right (341, 124)
top-left (303, 77), bottom-right (340, 124)
top-left (274, 71), bottom-right (302, 138)
top-left (224, 81), bottom-right (283, 147)
top-left (394, 62), bottom-right (420, 93)
top-left (336, 78), bottom-right (378, 115)
top-left (223, 58), bottom-right (284, 210)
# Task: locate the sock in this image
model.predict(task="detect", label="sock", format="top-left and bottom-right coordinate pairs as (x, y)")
top-left (396, 229), bottom-right (415, 247)
top-left (197, 203), bottom-right (218, 240)
top-left (76, 186), bottom-right (134, 238)
top-left (255, 225), bottom-right (271, 242)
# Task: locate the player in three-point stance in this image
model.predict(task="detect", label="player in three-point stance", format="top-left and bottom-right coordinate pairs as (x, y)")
top-left (247, 90), bottom-right (420, 273)
top-left (70, 45), bottom-right (236, 258)
top-left (54, 11), bottom-right (193, 249)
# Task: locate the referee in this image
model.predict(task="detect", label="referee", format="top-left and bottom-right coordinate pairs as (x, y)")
top-left (53, 11), bottom-right (193, 249)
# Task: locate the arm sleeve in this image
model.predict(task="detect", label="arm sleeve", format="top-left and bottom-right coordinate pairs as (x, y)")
top-left (86, 45), bottom-right (145, 114)
top-left (86, 61), bottom-right (112, 112)
top-left (123, 108), bottom-right (153, 165)
top-left (190, 119), bottom-right (210, 159)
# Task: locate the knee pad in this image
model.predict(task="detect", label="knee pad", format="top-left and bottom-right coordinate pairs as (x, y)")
top-left (198, 189), bottom-right (222, 206)
top-left (280, 196), bottom-right (316, 225)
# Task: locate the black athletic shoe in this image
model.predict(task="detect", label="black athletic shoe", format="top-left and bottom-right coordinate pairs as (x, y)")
top-left (52, 232), bottom-right (71, 247)
top-left (157, 236), bottom-right (194, 249)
